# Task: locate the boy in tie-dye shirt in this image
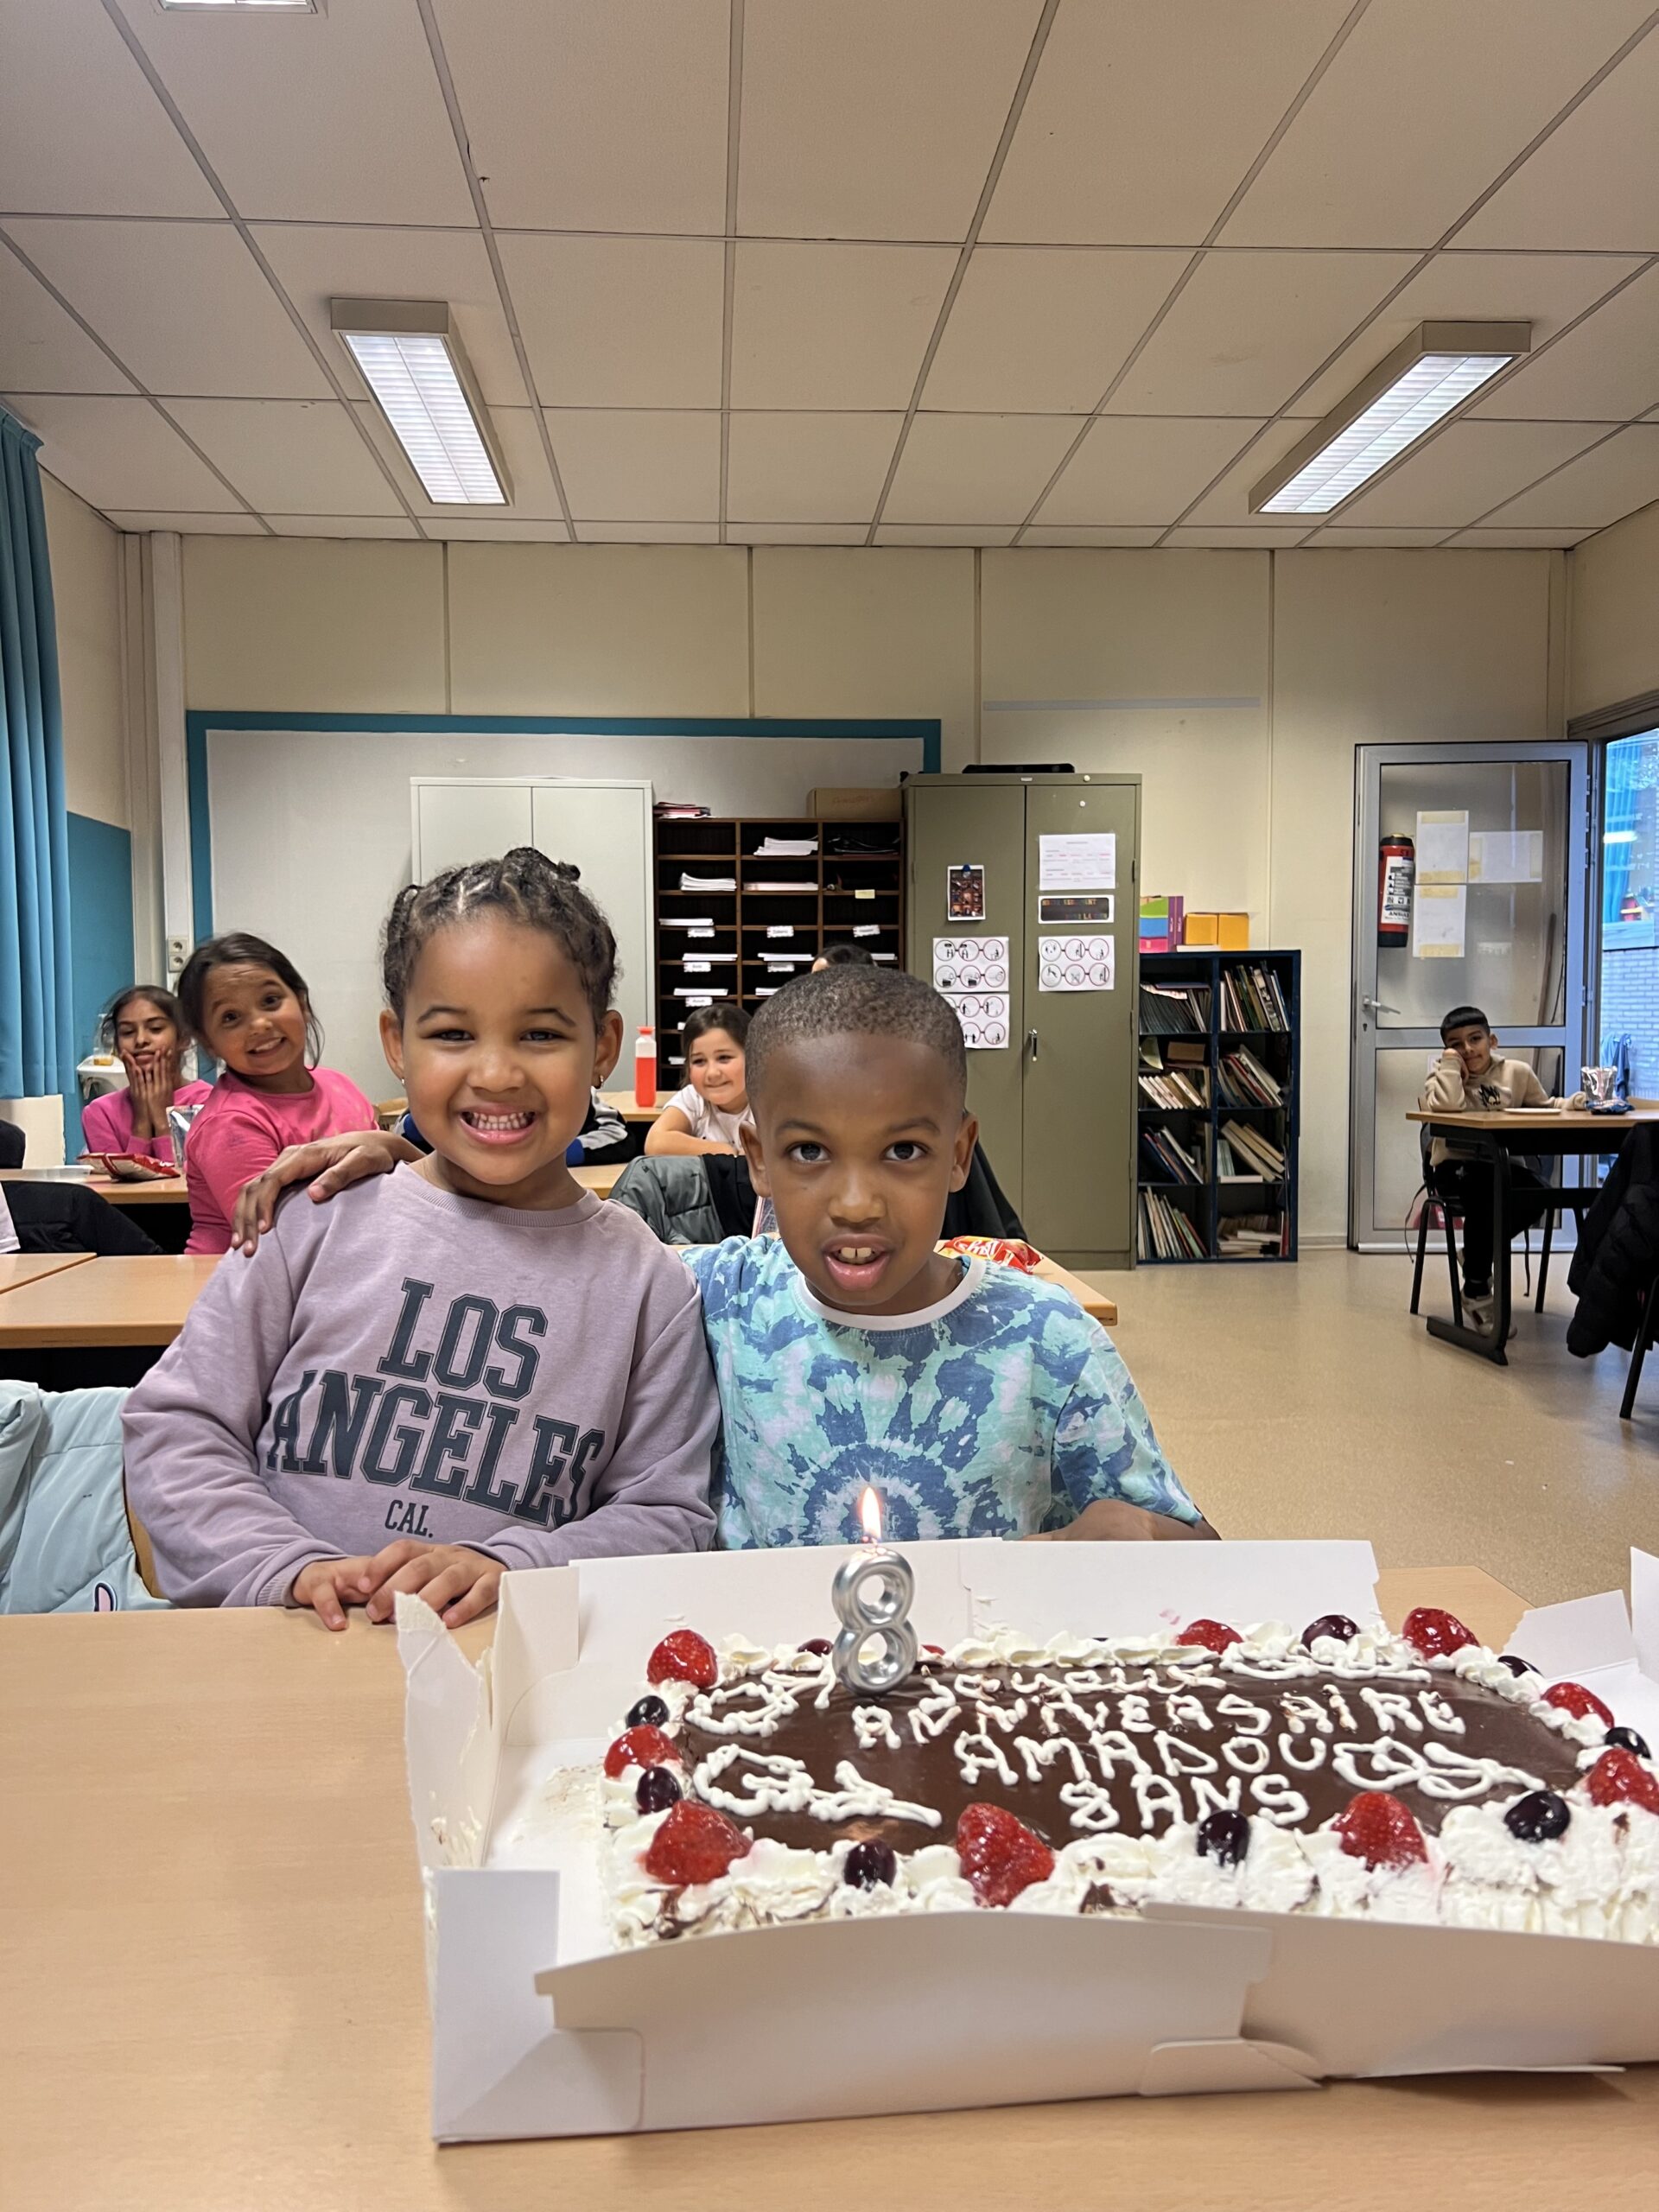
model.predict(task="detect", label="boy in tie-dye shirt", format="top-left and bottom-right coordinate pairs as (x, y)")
top-left (683, 968), bottom-right (1211, 1552)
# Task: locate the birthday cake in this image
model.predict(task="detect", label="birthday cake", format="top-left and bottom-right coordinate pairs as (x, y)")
top-left (598, 1611), bottom-right (1659, 1946)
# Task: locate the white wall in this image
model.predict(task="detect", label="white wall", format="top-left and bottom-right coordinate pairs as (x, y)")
top-left (173, 534), bottom-right (1563, 1241)
top-left (42, 472), bottom-right (127, 830)
top-left (1567, 496), bottom-right (1659, 722)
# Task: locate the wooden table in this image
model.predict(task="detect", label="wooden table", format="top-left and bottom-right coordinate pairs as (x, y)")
top-left (0, 1254), bottom-right (220, 1348)
top-left (571, 1160), bottom-right (623, 1198)
top-left (1030, 1254), bottom-right (1116, 1326)
top-left (0, 1166), bottom-right (188, 1208)
top-left (5, 1566), bottom-right (1649, 2209)
top-left (600, 1089), bottom-right (668, 1123)
top-left (0, 1252), bottom-right (94, 1294)
top-left (1407, 1103), bottom-right (1659, 1363)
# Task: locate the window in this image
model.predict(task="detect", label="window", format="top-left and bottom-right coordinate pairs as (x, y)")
top-left (1599, 728), bottom-right (1659, 1091)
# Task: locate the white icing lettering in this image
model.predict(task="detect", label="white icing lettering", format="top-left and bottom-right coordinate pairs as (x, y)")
top-left (955, 1730), bottom-right (1017, 1788)
top-left (1275, 1731), bottom-right (1328, 1774)
top-left (1250, 1773), bottom-right (1310, 1826)
top-left (1191, 1775), bottom-right (1244, 1819)
top-left (1280, 1694), bottom-right (1333, 1738)
top-left (1154, 1729), bottom-right (1218, 1780)
top-left (1090, 1729), bottom-right (1152, 1779)
top-left (1118, 1693), bottom-right (1155, 1735)
top-left (1222, 1733), bottom-right (1271, 1776)
top-left (1418, 1688), bottom-right (1464, 1734)
top-left (1217, 1694), bottom-right (1272, 1735)
top-left (1130, 1770), bottom-right (1185, 1830)
top-left (852, 1704), bottom-right (899, 1752)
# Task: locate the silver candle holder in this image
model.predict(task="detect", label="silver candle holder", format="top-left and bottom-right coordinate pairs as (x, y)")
top-left (831, 1490), bottom-right (918, 1696)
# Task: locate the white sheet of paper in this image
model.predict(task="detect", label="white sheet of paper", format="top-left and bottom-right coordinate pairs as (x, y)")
top-left (942, 992), bottom-right (1010, 1050)
top-left (1412, 881), bottom-right (1466, 958)
top-left (1039, 832), bottom-right (1116, 893)
top-left (766, 925), bottom-right (792, 939)
top-left (1467, 830), bottom-right (1544, 885)
top-left (853, 924), bottom-right (880, 938)
top-left (1038, 935), bottom-right (1116, 992)
top-left (1414, 809), bottom-right (1470, 884)
top-left (933, 936), bottom-right (1010, 992)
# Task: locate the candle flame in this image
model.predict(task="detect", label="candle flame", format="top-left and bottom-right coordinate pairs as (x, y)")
top-left (858, 1485), bottom-right (883, 1544)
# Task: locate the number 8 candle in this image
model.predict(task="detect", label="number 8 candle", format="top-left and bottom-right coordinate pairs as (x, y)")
top-left (831, 1486), bottom-right (919, 1697)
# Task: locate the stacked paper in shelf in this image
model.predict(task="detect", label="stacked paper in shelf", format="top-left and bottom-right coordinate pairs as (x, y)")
top-left (663, 917), bottom-right (715, 929)
top-left (744, 880), bottom-right (813, 891)
top-left (754, 836), bottom-right (818, 856)
top-left (678, 874), bottom-right (736, 892)
top-left (1138, 1066), bottom-right (1207, 1109)
top-left (1218, 1213), bottom-right (1287, 1256)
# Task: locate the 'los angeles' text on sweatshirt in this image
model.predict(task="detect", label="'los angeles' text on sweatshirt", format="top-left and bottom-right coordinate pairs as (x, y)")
top-left (122, 1165), bottom-right (720, 1607)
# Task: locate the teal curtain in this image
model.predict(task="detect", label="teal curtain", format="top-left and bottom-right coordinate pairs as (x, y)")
top-left (0, 410), bottom-right (75, 1098)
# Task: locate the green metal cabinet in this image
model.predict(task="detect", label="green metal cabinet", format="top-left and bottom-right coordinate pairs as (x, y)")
top-left (905, 773), bottom-right (1140, 1268)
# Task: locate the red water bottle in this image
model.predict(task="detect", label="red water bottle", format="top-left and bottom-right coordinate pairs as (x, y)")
top-left (633, 1024), bottom-right (658, 1109)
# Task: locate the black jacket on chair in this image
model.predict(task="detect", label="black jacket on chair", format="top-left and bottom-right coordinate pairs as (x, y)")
top-left (1566, 1124), bottom-right (1659, 1357)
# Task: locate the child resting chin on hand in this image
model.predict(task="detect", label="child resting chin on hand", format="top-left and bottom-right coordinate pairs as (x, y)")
top-left (123, 850), bottom-right (718, 1629)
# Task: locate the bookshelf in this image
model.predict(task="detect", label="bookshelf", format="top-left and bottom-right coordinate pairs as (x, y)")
top-left (652, 815), bottom-right (904, 1074)
top-left (1136, 949), bottom-right (1300, 1264)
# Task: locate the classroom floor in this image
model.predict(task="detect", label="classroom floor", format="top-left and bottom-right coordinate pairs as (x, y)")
top-left (1087, 1248), bottom-right (1656, 1608)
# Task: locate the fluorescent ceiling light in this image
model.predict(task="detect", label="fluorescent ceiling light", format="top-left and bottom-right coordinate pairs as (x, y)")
top-left (1251, 322), bottom-right (1530, 518)
top-left (331, 298), bottom-right (509, 506)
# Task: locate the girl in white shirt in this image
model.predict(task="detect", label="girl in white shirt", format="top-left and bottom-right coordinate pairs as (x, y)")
top-left (646, 1001), bottom-right (753, 1157)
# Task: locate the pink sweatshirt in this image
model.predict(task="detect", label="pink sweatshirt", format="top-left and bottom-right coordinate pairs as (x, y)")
top-left (81, 1078), bottom-right (213, 1165)
top-left (122, 1165), bottom-right (718, 1606)
top-left (183, 1066), bottom-right (375, 1254)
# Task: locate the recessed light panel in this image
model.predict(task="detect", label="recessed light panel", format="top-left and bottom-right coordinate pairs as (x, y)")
top-left (331, 300), bottom-right (509, 507)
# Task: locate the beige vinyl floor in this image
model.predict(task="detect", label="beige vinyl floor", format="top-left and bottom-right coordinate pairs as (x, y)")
top-left (1087, 1247), bottom-right (1658, 1607)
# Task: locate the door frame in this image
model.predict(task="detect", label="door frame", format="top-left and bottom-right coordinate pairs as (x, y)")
top-left (1348, 740), bottom-right (1592, 1253)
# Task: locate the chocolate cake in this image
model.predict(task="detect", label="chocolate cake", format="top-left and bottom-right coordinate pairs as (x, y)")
top-left (598, 1611), bottom-right (1659, 1945)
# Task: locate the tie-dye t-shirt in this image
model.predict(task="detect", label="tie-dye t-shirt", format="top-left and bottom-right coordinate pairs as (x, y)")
top-left (681, 1237), bottom-right (1198, 1550)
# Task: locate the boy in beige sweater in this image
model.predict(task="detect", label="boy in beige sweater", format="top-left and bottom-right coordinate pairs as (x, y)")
top-left (1419, 1004), bottom-right (1579, 1326)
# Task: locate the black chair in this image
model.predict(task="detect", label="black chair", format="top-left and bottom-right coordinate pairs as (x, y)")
top-left (1620, 1264), bottom-right (1659, 1421)
top-left (1409, 1134), bottom-right (1595, 1323)
top-left (0, 1118), bottom-right (25, 1169)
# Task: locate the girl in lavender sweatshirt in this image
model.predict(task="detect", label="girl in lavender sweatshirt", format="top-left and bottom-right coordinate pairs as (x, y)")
top-left (123, 852), bottom-right (718, 1630)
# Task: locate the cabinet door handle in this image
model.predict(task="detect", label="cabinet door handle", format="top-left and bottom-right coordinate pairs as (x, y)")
top-left (1027, 1028), bottom-right (1039, 1061)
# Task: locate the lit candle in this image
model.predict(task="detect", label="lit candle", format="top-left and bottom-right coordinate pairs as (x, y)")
top-left (830, 1486), bottom-right (919, 1697)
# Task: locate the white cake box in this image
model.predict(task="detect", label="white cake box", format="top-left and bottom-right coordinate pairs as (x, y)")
top-left (396, 1538), bottom-right (1659, 2143)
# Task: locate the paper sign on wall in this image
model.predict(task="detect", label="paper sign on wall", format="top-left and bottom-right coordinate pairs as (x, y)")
top-left (933, 936), bottom-right (1009, 991)
top-left (1415, 810), bottom-right (1470, 884)
top-left (1039, 832), bottom-right (1116, 893)
top-left (1468, 830), bottom-right (1543, 885)
top-left (1413, 882), bottom-right (1466, 959)
top-left (943, 993), bottom-right (1009, 1050)
top-left (1039, 935), bottom-right (1115, 992)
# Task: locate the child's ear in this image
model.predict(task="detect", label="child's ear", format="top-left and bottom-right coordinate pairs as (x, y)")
top-left (379, 1008), bottom-right (406, 1079)
top-left (740, 1117), bottom-right (771, 1196)
top-left (949, 1111), bottom-right (978, 1192)
top-left (591, 1009), bottom-right (625, 1087)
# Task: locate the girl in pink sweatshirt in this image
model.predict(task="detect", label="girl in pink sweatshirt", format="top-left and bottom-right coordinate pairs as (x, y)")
top-left (79, 984), bottom-right (213, 1164)
top-left (175, 932), bottom-right (376, 1254)
top-left (123, 852), bottom-right (718, 1629)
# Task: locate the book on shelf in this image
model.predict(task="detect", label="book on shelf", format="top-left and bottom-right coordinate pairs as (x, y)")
top-left (1220, 1118), bottom-right (1286, 1178)
top-left (1166, 1037), bottom-right (1208, 1066)
top-left (1138, 982), bottom-right (1211, 1034)
top-left (1217, 1211), bottom-right (1290, 1258)
top-left (1221, 963), bottom-right (1291, 1033)
top-left (1217, 1044), bottom-right (1284, 1108)
top-left (1138, 1066), bottom-right (1208, 1109)
top-left (1140, 1126), bottom-right (1206, 1185)
top-left (1138, 1190), bottom-right (1209, 1261)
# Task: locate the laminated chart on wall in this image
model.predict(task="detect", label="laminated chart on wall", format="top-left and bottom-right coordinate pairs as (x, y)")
top-left (1038, 832), bottom-right (1116, 893)
top-left (943, 993), bottom-right (1010, 1050)
top-left (932, 936), bottom-right (1009, 991)
top-left (1413, 882), bottom-right (1466, 959)
top-left (1039, 935), bottom-right (1115, 992)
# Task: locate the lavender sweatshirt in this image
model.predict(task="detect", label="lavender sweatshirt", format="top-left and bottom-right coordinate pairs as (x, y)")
top-left (122, 1166), bottom-right (718, 1607)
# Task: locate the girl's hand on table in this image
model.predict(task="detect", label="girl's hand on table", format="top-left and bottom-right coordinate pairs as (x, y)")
top-left (291, 1554), bottom-right (382, 1630)
top-left (232, 1131), bottom-right (417, 1255)
top-left (356, 1539), bottom-right (505, 1627)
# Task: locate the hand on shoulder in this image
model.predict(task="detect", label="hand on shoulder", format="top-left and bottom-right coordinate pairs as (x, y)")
top-left (232, 1129), bottom-right (417, 1256)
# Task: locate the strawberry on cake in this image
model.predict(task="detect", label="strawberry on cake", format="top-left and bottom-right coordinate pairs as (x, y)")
top-left (597, 1610), bottom-right (1659, 1947)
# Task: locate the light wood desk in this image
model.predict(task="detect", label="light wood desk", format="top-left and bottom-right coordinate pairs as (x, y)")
top-left (5, 1566), bottom-right (1649, 2210)
top-left (0, 1252), bottom-right (94, 1294)
top-left (0, 1166), bottom-right (188, 1208)
top-left (600, 1088), bottom-right (669, 1123)
top-left (0, 1253), bottom-right (220, 1348)
top-left (570, 1160), bottom-right (624, 1199)
top-left (1028, 1255), bottom-right (1116, 1328)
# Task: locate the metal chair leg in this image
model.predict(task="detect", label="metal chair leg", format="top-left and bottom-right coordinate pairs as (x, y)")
top-left (1443, 1204), bottom-right (1463, 1328)
top-left (1621, 1274), bottom-right (1657, 1421)
top-left (1411, 1205), bottom-right (1430, 1315)
top-left (1536, 1207), bottom-right (1554, 1313)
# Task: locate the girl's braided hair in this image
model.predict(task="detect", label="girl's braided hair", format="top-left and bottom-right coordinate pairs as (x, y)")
top-left (381, 848), bottom-right (618, 1027)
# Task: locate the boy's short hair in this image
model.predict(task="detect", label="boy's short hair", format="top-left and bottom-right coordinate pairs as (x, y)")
top-left (747, 966), bottom-right (967, 1101)
top-left (1440, 1004), bottom-right (1490, 1040)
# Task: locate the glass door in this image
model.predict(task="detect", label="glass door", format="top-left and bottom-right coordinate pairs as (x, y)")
top-left (1351, 743), bottom-right (1590, 1251)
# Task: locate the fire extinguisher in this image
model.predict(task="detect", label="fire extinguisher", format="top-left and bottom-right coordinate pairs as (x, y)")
top-left (1378, 834), bottom-right (1414, 948)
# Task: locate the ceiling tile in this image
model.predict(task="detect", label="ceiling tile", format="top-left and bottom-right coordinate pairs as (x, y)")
top-left (1103, 250), bottom-right (1419, 416)
top-left (1019, 525), bottom-right (1166, 546)
top-left (105, 511), bottom-right (268, 537)
top-left (1470, 264), bottom-right (1659, 423)
top-left (1184, 416), bottom-right (1325, 524)
top-left (984, 1), bottom-right (1357, 245)
top-left (1479, 425), bottom-right (1659, 527)
top-left (499, 235), bottom-right (724, 409)
top-left (1334, 419), bottom-right (1605, 525)
top-left (883, 413), bottom-right (1081, 524)
top-left (3, 219), bottom-right (330, 398)
top-left (119, 0), bottom-right (474, 226)
top-left (434, 0), bottom-right (728, 232)
top-left (550, 410), bottom-right (721, 522)
top-left (738, 1), bottom-right (1042, 241)
top-left (1447, 524), bottom-right (1597, 546)
top-left (725, 523), bottom-right (871, 544)
top-left (1162, 523), bottom-right (1314, 546)
top-left (164, 399), bottom-right (404, 516)
top-left (1298, 250), bottom-right (1648, 418)
top-left (1306, 525), bottom-right (1456, 546)
top-left (726, 413), bottom-right (899, 523)
top-left (1221, 1), bottom-right (1656, 247)
top-left (575, 521), bottom-right (721, 543)
top-left (264, 515), bottom-right (421, 539)
top-left (349, 402), bottom-right (563, 524)
top-left (252, 225), bottom-right (528, 410)
top-left (1459, 29), bottom-right (1659, 251)
top-left (730, 242), bottom-right (957, 410)
top-left (922, 247), bottom-right (1190, 412)
top-left (874, 524), bottom-right (1018, 545)
top-left (0, 238), bottom-right (134, 396)
top-left (419, 517), bottom-right (570, 540)
top-left (1036, 416), bottom-right (1261, 525)
top-left (2, 393), bottom-right (240, 512)
top-left (0, 0), bottom-right (220, 217)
